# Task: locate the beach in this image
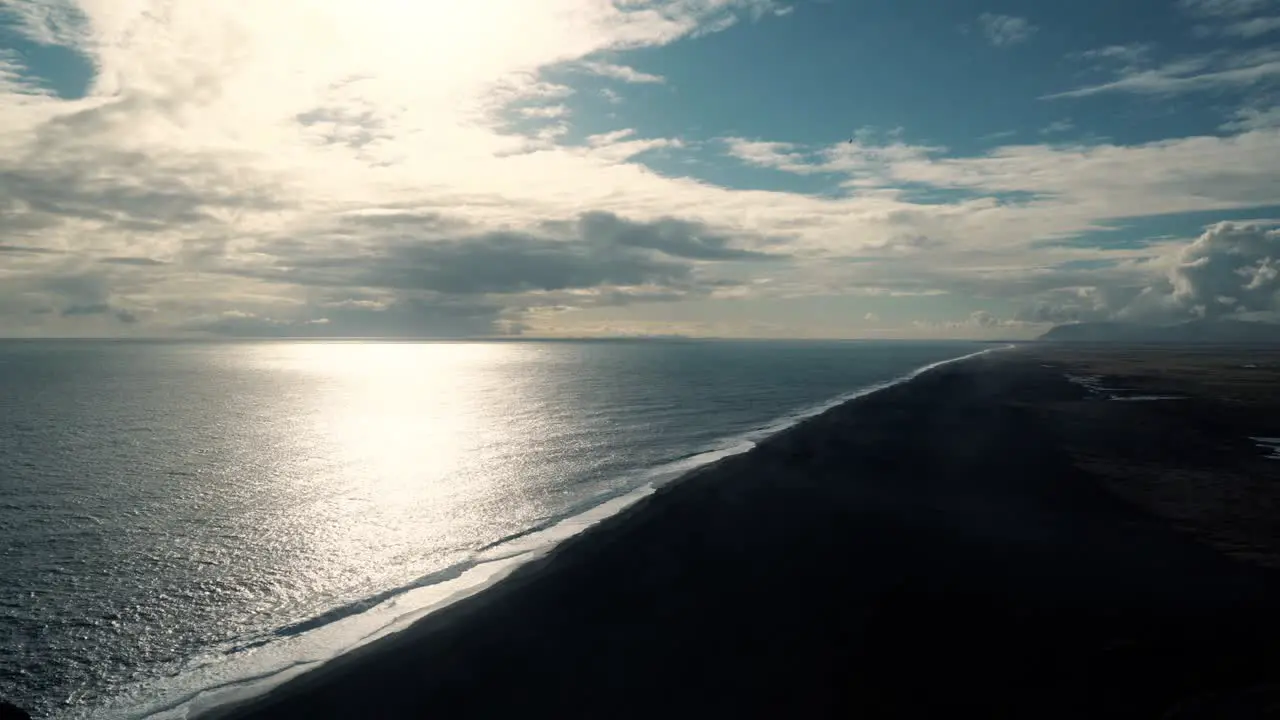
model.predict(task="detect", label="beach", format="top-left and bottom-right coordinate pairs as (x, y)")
top-left (206, 347), bottom-right (1280, 719)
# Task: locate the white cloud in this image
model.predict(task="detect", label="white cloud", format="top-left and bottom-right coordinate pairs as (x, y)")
top-left (1166, 221), bottom-right (1280, 318)
top-left (0, 49), bottom-right (49, 98)
top-left (1221, 15), bottom-right (1280, 36)
top-left (888, 132), bottom-right (1280, 217)
top-left (909, 311), bottom-right (1031, 336)
top-left (1178, 0), bottom-right (1275, 17)
top-left (976, 13), bottom-right (1038, 47)
top-left (1223, 103), bottom-right (1280, 130)
top-left (985, 222), bottom-right (1280, 325)
top-left (0, 0), bottom-right (1277, 339)
top-left (576, 60), bottom-right (665, 83)
top-left (723, 127), bottom-right (1280, 227)
top-left (1078, 44), bottom-right (1153, 64)
top-left (587, 128), bottom-right (638, 146)
top-left (722, 138), bottom-right (810, 171)
top-left (710, 128), bottom-right (1280, 315)
top-left (579, 129), bottom-right (685, 162)
top-left (1178, 0), bottom-right (1280, 37)
top-left (724, 134), bottom-right (943, 187)
top-left (980, 129), bottom-right (1019, 142)
top-left (1040, 119), bottom-right (1075, 135)
top-left (1046, 48), bottom-right (1280, 98)
top-left (516, 104), bottom-right (571, 119)
top-left (0, 0), bottom-right (92, 47)
top-left (968, 310), bottom-right (1001, 327)
top-left (0, 0), bottom-right (801, 335)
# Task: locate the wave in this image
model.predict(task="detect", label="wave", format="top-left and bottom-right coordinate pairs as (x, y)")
top-left (105, 344), bottom-right (1008, 720)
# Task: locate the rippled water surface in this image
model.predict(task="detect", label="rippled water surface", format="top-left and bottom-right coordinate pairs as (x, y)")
top-left (0, 339), bottom-right (982, 717)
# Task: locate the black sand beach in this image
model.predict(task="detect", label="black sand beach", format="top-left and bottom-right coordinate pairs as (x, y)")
top-left (209, 348), bottom-right (1280, 719)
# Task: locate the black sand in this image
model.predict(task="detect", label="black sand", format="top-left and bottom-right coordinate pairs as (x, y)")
top-left (208, 349), bottom-right (1280, 719)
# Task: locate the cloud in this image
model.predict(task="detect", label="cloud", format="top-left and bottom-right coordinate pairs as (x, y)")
top-left (1178, 0), bottom-right (1280, 37)
top-left (1014, 302), bottom-right (1088, 325)
top-left (1000, 223), bottom-right (1280, 324)
top-left (1040, 119), bottom-right (1075, 135)
top-left (1166, 221), bottom-right (1280, 318)
top-left (723, 127), bottom-right (1280, 225)
top-left (99, 256), bottom-right (168, 266)
top-left (1220, 16), bottom-right (1280, 36)
top-left (0, 268), bottom-right (145, 329)
top-left (722, 138), bottom-right (811, 171)
top-left (0, 243), bottom-right (62, 254)
top-left (1222, 103), bottom-right (1280, 130)
top-left (968, 310), bottom-right (1000, 327)
top-left (1076, 44), bottom-right (1153, 67)
top-left (1067, 45), bottom-right (1156, 90)
top-left (0, 0), bottom-right (809, 336)
top-left (0, 0), bottom-right (1276, 339)
top-left (1009, 284), bottom-right (1144, 325)
top-left (0, 49), bottom-right (52, 100)
top-left (178, 299), bottom-right (509, 338)
top-left (60, 302), bottom-right (111, 317)
top-left (0, 0), bottom-right (92, 47)
top-left (976, 13), bottom-right (1038, 47)
top-left (587, 128), bottom-right (639, 146)
top-left (694, 125), bottom-right (1280, 331)
top-left (516, 104), bottom-right (570, 119)
top-left (574, 211), bottom-right (780, 261)
top-left (269, 231), bottom-right (685, 296)
top-left (57, 302), bottom-right (136, 323)
top-left (1178, 0), bottom-right (1275, 18)
top-left (909, 310), bottom-right (1029, 334)
top-left (197, 210), bottom-right (783, 338)
top-left (1046, 48), bottom-right (1280, 98)
top-left (576, 61), bottom-right (664, 84)
top-left (723, 133), bottom-right (943, 187)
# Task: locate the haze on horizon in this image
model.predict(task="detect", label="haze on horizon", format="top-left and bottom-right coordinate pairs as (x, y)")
top-left (1, 0), bottom-right (1279, 341)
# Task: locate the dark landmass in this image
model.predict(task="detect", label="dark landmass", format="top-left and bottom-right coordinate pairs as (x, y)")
top-left (1017, 346), bottom-right (1280, 570)
top-left (206, 348), bottom-right (1280, 719)
top-left (1039, 318), bottom-right (1280, 344)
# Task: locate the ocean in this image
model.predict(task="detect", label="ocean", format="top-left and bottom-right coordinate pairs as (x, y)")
top-left (0, 339), bottom-right (985, 718)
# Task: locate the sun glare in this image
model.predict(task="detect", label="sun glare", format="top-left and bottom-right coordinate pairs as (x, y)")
top-left (247, 342), bottom-right (544, 530)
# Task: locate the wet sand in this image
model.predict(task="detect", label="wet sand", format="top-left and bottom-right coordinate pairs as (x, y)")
top-left (208, 348), bottom-right (1280, 719)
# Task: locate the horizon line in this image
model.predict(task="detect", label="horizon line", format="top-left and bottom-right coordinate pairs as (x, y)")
top-left (0, 335), bottom-right (1024, 343)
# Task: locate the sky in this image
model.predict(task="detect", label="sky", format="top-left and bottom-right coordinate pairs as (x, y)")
top-left (1, 0), bottom-right (1279, 339)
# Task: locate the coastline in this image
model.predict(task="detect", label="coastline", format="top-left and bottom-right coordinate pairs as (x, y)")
top-left (104, 346), bottom-right (999, 720)
top-left (203, 348), bottom-right (1280, 719)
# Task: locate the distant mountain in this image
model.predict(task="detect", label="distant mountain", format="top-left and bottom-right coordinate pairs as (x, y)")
top-left (1038, 318), bottom-right (1280, 344)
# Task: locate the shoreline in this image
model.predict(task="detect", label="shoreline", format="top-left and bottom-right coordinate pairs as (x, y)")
top-left (206, 348), bottom-right (1280, 718)
top-left (104, 346), bottom-right (1000, 720)
top-left (97, 340), bottom-right (998, 717)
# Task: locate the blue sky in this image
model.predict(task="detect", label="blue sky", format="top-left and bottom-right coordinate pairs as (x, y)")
top-left (1, 0), bottom-right (1279, 338)
top-left (569, 0), bottom-right (1194, 150)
